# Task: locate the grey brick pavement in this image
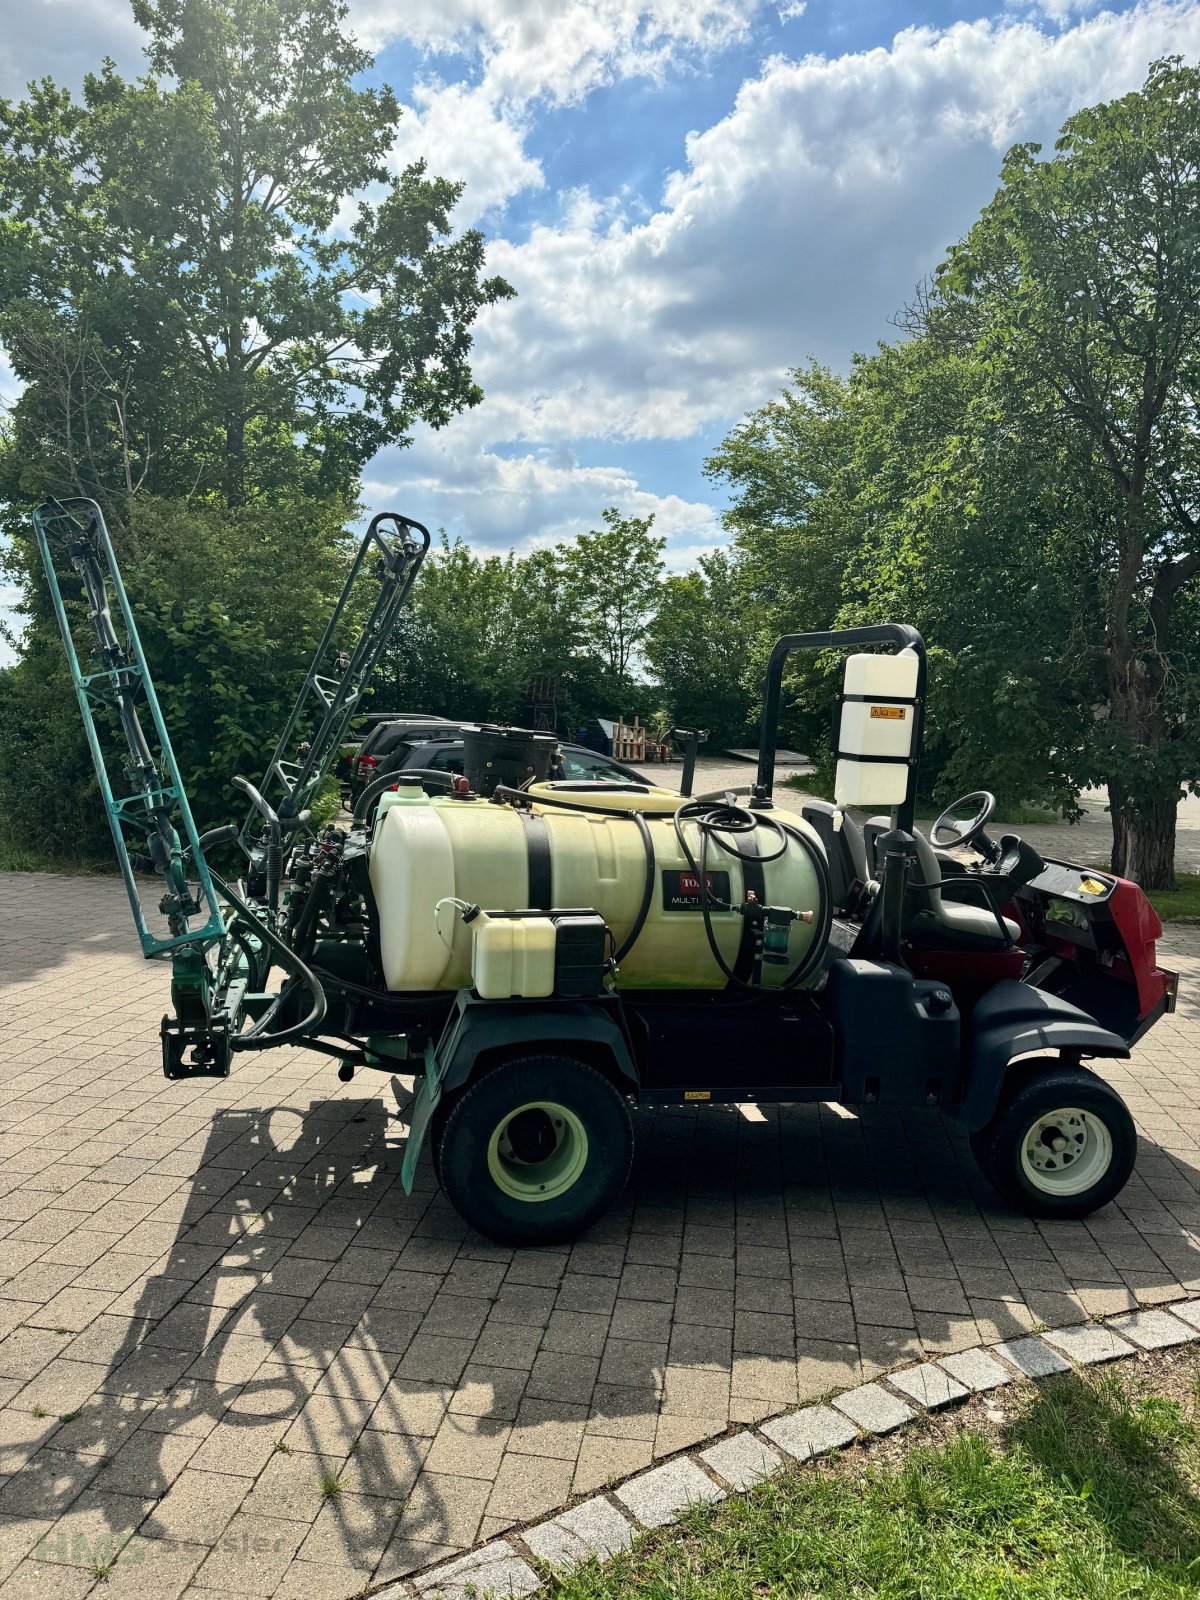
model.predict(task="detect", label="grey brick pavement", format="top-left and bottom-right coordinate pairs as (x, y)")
top-left (0, 870), bottom-right (1197, 1598)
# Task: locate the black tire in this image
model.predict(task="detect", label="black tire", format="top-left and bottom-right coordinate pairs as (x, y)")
top-left (433, 1054), bottom-right (634, 1246)
top-left (969, 1061), bottom-right (1136, 1219)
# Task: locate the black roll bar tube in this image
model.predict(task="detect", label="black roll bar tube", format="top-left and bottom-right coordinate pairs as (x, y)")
top-left (753, 623), bottom-right (927, 833)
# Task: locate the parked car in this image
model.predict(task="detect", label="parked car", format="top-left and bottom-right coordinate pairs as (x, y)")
top-left (338, 713), bottom-right (453, 783)
top-left (350, 722), bottom-right (650, 796)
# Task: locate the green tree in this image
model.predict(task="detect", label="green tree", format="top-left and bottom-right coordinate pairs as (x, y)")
top-left (0, 0), bottom-right (513, 862)
top-left (705, 362), bottom-right (861, 640)
top-left (644, 551), bottom-right (752, 748)
top-left (710, 61), bottom-right (1200, 887)
top-left (0, 494), bottom-right (353, 851)
top-left (0, 0), bottom-right (513, 513)
top-left (932, 56), bottom-right (1200, 886)
top-left (559, 508), bottom-right (665, 707)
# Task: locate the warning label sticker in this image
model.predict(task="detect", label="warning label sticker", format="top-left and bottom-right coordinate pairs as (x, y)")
top-left (869, 705), bottom-right (907, 720)
top-left (661, 869), bottom-right (732, 912)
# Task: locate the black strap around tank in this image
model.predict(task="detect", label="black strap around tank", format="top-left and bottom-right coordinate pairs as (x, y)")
top-left (519, 809), bottom-right (553, 909)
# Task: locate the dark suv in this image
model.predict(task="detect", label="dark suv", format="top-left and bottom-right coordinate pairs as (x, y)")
top-left (349, 720), bottom-right (649, 795)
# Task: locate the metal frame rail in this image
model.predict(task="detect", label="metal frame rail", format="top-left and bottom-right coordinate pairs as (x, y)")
top-left (241, 511), bottom-right (431, 850)
top-left (31, 497), bottom-right (226, 958)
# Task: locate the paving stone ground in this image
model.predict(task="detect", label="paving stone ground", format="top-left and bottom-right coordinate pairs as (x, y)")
top-left (0, 870), bottom-right (1197, 1599)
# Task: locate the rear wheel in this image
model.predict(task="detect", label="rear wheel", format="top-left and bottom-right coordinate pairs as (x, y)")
top-left (969, 1062), bottom-right (1136, 1219)
top-left (433, 1054), bottom-right (634, 1245)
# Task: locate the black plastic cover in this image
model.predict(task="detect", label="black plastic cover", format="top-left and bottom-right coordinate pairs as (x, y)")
top-left (553, 914), bottom-right (608, 998)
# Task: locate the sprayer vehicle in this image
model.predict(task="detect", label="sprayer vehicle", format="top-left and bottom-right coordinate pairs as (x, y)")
top-left (32, 497), bottom-right (1179, 1246)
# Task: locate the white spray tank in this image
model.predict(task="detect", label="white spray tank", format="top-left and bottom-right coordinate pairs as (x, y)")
top-left (368, 790), bottom-right (829, 993)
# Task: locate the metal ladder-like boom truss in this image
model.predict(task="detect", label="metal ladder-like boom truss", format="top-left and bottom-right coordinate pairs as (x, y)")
top-left (242, 511), bottom-right (431, 850)
top-left (32, 498), bottom-right (431, 1079)
top-left (31, 497), bottom-right (227, 959)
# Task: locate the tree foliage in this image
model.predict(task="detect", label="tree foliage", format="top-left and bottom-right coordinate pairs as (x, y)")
top-left (644, 552), bottom-right (752, 749)
top-left (0, 0), bottom-right (514, 859)
top-left (560, 509), bottom-right (666, 704)
top-left (0, 0), bottom-right (513, 513)
top-left (709, 59), bottom-right (1200, 887)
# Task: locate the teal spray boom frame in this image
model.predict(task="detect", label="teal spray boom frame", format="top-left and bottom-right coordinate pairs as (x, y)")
top-left (31, 497), bottom-right (430, 1075)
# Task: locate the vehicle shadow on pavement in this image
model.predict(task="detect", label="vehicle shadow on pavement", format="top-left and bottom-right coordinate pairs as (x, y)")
top-left (7, 1083), bottom-right (1200, 1595)
top-left (9, 1089), bottom-right (479, 1591)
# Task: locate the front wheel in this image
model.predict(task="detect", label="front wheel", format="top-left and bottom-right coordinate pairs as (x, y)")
top-left (969, 1062), bottom-right (1136, 1219)
top-left (434, 1055), bottom-right (634, 1246)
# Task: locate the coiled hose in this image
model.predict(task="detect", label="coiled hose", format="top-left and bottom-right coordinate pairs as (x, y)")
top-left (208, 869), bottom-right (327, 1050)
top-left (671, 791), bottom-right (832, 992)
top-left (493, 782), bottom-right (831, 991)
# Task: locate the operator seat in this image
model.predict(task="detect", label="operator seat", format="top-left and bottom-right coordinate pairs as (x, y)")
top-left (801, 802), bottom-right (871, 914)
top-left (908, 828), bottom-right (1020, 947)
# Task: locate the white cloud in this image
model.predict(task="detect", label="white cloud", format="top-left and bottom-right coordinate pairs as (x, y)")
top-left (363, 420), bottom-right (724, 556)
top-left (361, 0), bottom-right (770, 219)
top-left (0, 0), bottom-right (142, 95)
top-left (350, 0), bottom-right (766, 105)
top-left (449, 0), bottom-right (1200, 454)
top-left (388, 81), bottom-right (543, 224)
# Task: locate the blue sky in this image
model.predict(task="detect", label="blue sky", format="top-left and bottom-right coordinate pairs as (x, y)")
top-left (3, 0), bottom-right (1200, 630)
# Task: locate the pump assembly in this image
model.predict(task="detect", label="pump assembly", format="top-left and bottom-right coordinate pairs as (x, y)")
top-left (32, 496), bottom-right (1179, 1245)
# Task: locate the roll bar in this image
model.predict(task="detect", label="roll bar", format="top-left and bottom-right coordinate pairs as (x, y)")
top-left (753, 623), bottom-right (927, 833)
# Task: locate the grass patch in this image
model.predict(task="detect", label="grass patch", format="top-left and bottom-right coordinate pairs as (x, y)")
top-left (1145, 873), bottom-right (1200, 923)
top-left (0, 826), bottom-right (112, 875)
top-left (318, 1472), bottom-right (348, 1499)
top-left (552, 1360), bottom-right (1200, 1599)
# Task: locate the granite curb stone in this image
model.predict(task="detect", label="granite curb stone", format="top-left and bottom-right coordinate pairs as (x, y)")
top-left (833, 1381), bottom-right (915, 1434)
top-left (1108, 1309), bottom-right (1200, 1350)
top-left (700, 1432), bottom-right (785, 1491)
top-left (414, 1542), bottom-right (541, 1599)
top-left (888, 1363), bottom-right (969, 1410)
top-left (1041, 1324), bottom-right (1135, 1366)
top-left (936, 1348), bottom-right (1012, 1393)
top-left (614, 1456), bottom-right (726, 1528)
top-left (760, 1404), bottom-right (858, 1461)
top-left (992, 1337), bottom-right (1070, 1379)
top-left (522, 1495), bottom-right (637, 1571)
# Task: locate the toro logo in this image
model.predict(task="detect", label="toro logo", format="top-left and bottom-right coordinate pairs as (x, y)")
top-left (661, 869), bottom-right (732, 912)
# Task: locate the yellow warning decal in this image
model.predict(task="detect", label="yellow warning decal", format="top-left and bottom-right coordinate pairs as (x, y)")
top-left (684, 1090), bottom-right (711, 1101)
top-left (869, 705), bottom-right (906, 720)
top-left (1079, 877), bottom-right (1107, 896)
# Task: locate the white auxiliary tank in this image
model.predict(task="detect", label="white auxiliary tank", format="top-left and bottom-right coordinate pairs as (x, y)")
top-left (834, 650), bottom-right (920, 809)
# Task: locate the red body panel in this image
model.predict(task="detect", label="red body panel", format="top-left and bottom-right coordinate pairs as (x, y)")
top-left (1106, 877), bottom-right (1172, 1021)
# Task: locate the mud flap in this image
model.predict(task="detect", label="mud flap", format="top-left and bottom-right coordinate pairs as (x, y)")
top-left (400, 1042), bottom-right (443, 1195)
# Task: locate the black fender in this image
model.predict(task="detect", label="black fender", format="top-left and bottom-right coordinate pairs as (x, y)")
top-left (399, 990), bottom-right (639, 1197)
top-left (438, 990), bottom-right (640, 1097)
top-left (953, 980), bottom-right (1130, 1132)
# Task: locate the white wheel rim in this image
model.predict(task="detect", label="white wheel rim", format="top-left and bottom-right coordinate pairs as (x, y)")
top-left (1019, 1106), bottom-right (1113, 1197)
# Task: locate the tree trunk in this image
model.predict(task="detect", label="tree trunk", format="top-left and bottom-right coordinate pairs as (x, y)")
top-left (224, 408), bottom-right (246, 509)
top-left (1109, 779), bottom-right (1178, 890)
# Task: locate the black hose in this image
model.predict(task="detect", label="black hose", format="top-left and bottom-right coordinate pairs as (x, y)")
top-left (491, 782), bottom-right (651, 816)
top-left (209, 869), bottom-right (327, 1049)
top-left (671, 796), bottom-right (832, 992)
top-left (613, 810), bottom-right (655, 965)
top-left (353, 767), bottom-right (455, 823)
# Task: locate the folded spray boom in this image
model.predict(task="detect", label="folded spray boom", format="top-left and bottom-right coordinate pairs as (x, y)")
top-left (31, 497), bottom-right (430, 1078)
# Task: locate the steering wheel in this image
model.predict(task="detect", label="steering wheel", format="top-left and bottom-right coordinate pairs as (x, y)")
top-left (930, 790), bottom-right (996, 851)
